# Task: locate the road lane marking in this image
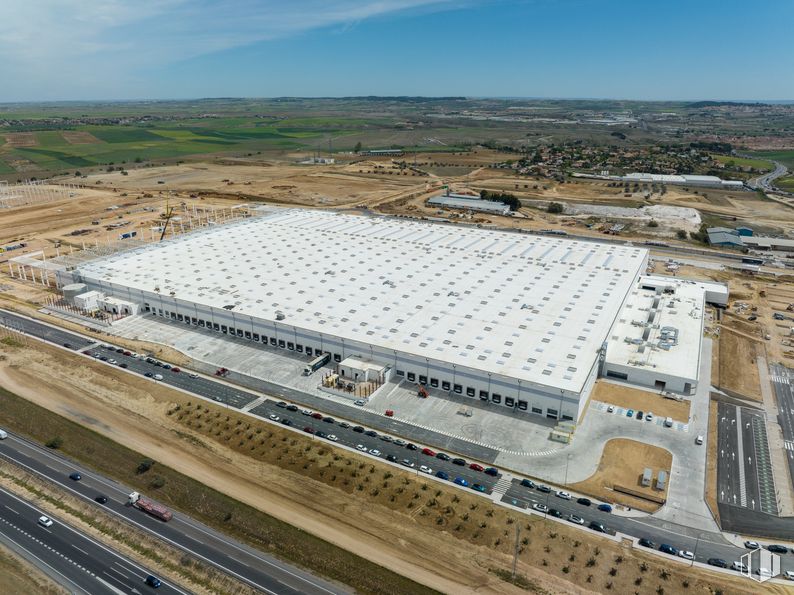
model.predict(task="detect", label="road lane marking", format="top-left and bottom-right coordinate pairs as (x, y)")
top-left (3, 505), bottom-right (19, 515)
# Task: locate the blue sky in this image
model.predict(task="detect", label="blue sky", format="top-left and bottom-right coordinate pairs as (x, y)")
top-left (2, 0), bottom-right (792, 102)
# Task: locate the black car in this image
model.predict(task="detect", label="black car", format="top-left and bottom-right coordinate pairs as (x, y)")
top-left (452, 458), bottom-right (466, 466)
top-left (576, 497), bottom-right (592, 506)
top-left (636, 410), bottom-right (644, 420)
top-left (286, 404), bottom-right (298, 412)
top-left (549, 508), bottom-right (563, 518)
top-left (276, 401), bottom-right (287, 408)
top-left (144, 575), bottom-right (162, 588)
top-left (63, 342), bottom-right (72, 349)
top-left (99, 355), bottom-right (108, 361)
top-left (386, 454), bottom-right (398, 462)
top-left (364, 430), bottom-right (378, 437)
top-left (280, 418), bottom-right (293, 426)
top-left (484, 467), bottom-right (499, 477)
top-left (768, 544), bottom-right (789, 554)
top-left (436, 453), bottom-right (451, 461)
top-left (353, 426), bottom-right (365, 433)
top-left (144, 372), bottom-right (153, 378)
top-left (322, 417), bottom-right (335, 424)
top-left (116, 348), bottom-right (124, 353)
top-left (638, 538), bottom-right (655, 548)
top-left (315, 430), bottom-right (327, 438)
top-left (119, 363), bottom-right (128, 369)
top-left (589, 521), bottom-right (606, 533)
top-left (536, 485), bottom-right (551, 493)
top-left (406, 443), bottom-right (418, 451)
top-left (95, 495), bottom-right (108, 504)
top-left (707, 558), bottom-right (728, 568)
top-left (69, 472), bottom-right (82, 481)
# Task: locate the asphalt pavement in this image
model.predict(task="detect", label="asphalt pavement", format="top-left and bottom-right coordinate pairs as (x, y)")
top-left (770, 363), bottom-right (794, 493)
top-left (0, 433), bottom-right (346, 595)
top-left (0, 486), bottom-right (184, 595)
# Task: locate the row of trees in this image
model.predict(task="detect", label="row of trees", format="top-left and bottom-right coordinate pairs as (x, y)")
top-left (479, 190), bottom-right (520, 211)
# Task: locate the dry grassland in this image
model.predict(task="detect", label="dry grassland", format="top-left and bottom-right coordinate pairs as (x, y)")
top-left (0, 542), bottom-right (66, 595)
top-left (592, 382), bottom-right (691, 423)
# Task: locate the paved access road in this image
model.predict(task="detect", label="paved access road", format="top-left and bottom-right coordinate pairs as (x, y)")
top-left (770, 363), bottom-right (794, 493)
top-left (0, 487), bottom-right (184, 595)
top-left (0, 433), bottom-right (346, 595)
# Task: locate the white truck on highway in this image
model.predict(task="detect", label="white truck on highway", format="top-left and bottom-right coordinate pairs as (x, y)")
top-left (127, 491), bottom-right (173, 522)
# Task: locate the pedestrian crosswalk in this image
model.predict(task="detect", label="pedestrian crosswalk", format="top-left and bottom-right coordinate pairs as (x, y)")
top-left (492, 475), bottom-right (513, 495)
top-left (785, 440), bottom-right (794, 451)
top-left (771, 375), bottom-right (791, 384)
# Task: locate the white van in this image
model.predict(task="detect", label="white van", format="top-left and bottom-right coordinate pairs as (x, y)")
top-left (0, 429), bottom-right (7, 440)
top-left (664, 417), bottom-right (673, 428)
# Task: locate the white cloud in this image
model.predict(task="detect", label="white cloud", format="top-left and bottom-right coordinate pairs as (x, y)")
top-left (0, 0), bottom-right (457, 99)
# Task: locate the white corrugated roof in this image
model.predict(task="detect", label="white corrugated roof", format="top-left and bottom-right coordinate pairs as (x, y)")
top-left (75, 210), bottom-right (648, 392)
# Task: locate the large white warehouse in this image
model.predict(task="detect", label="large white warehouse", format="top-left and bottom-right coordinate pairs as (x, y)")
top-left (59, 209), bottom-right (650, 421)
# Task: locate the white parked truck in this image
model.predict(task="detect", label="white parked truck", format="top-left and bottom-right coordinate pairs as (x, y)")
top-left (127, 491), bottom-right (172, 522)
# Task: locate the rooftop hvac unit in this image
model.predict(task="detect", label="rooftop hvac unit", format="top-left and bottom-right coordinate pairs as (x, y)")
top-left (275, 311), bottom-right (285, 321)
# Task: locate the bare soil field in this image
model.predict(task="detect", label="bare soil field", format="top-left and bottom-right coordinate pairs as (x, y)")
top-left (2, 132), bottom-right (38, 147)
top-left (0, 542), bottom-right (66, 595)
top-left (61, 131), bottom-right (102, 145)
top-left (705, 399), bottom-right (720, 525)
top-left (592, 382), bottom-right (691, 423)
top-left (571, 439), bottom-right (672, 513)
top-left (0, 339), bottom-right (772, 594)
top-left (715, 317), bottom-right (763, 401)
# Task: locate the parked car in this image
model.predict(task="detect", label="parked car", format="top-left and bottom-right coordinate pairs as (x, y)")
top-left (311, 412), bottom-right (323, 419)
top-left (568, 514), bottom-right (584, 525)
top-left (626, 409), bottom-right (634, 417)
top-left (394, 439), bottom-right (406, 446)
top-left (678, 550), bottom-right (694, 560)
top-left (286, 404), bottom-right (298, 412)
top-left (269, 414), bottom-right (280, 421)
top-left (784, 570), bottom-right (794, 580)
top-left (368, 449), bottom-right (381, 457)
top-left (520, 479), bottom-right (535, 489)
top-left (353, 426), bottom-right (365, 433)
top-left (144, 372), bottom-right (153, 378)
top-left (435, 470), bottom-right (449, 480)
top-left (659, 544), bottom-right (678, 556)
top-left (386, 454), bottom-right (398, 462)
top-left (435, 452), bottom-right (450, 461)
top-left (471, 484), bottom-right (487, 492)
top-left (731, 561), bottom-right (748, 572)
top-left (548, 508), bottom-right (563, 518)
top-left (645, 412), bottom-right (654, 422)
top-left (364, 430), bottom-right (378, 437)
top-left (635, 410), bottom-right (644, 420)
top-left (304, 427), bottom-right (314, 434)
top-left (577, 497), bottom-right (592, 506)
top-left (422, 448), bottom-right (436, 457)
top-left (171, 367), bottom-right (180, 373)
top-left (322, 417), bottom-right (335, 424)
top-left (379, 434), bottom-right (392, 442)
top-left (419, 465), bottom-right (432, 474)
top-left (119, 362), bottom-right (128, 369)
top-left (401, 459), bottom-right (415, 468)
top-left (355, 444), bottom-right (367, 452)
top-left (484, 467), bottom-right (499, 477)
top-left (326, 434), bottom-right (338, 442)
top-left (589, 521), bottom-right (606, 533)
top-left (696, 435), bottom-right (704, 445)
top-left (607, 405), bottom-right (614, 413)
top-left (470, 463), bottom-right (485, 472)
top-left (315, 430), bottom-right (326, 438)
top-left (768, 544), bottom-right (789, 554)
top-left (406, 443), bottom-right (418, 451)
top-left (453, 477), bottom-right (469, 487)
top-left (153, 374), bottom-right (163, 381)
top-left (744, 540), bottom-right (760, 549)
top-left (597, 503), bottom-right (613, 513)
top-left (707, 558), bottom-right (728, 568)
top-left (555, 491), bottom-right (571, 500)
top-left (354, 399), bottom-right (365, 406)
top-left (536, 485), bottom-right (551, 493)
top-left (532, 503), bottom-right (548, 513)
top-left (452, 458), bottom-right (466, 466)
top-left (638, 538), bottom-right (655, 548)
top-left (339, 422), bottom-right (350, 429)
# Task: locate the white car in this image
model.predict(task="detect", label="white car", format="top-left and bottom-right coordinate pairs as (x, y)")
top-left (532, 503), bottom-right (548, 513)
top-left (731, 561), bottom-right (747, 572)
top-left (678, 550), bottom-right (694, 560)
top-left (744, 540), bottom-right (760, 549)
top-left (269, 414), bottom-right (280, 421)
top-left (394, 439), bottom-right (407, 446)
top-left (153, 374), bottom-right (163, 381)
top-left (189, 373), bottom-right (198, 379)
top-left (419, 465), bottom-right (432, 474)
top-left (356, 444), bottom-right (367, 452)
top-left (568, 514), bottom-right (584, 525)
top-left (108, 359), bottom-right (118, 365)
top-left (783, 570), bottom-right (794, 580)
top-left (695, 435), bottom-right (704, 445)
top-left (607, 405), bottom-right (614, 413)
top-left (401, 459), bottom-right (415, 468)
top-left (645, 412), bottom-right (654, 422)
top-left (368, 448), bottom-right (381, 457)
top-left (301, 409), bottom-right (312, 416)
top-left (326, 434), bottom-right (338, 442)
top-left (556, 491), bottom-right (572, 500)
top-left (38, 515), bottom-right (53, 528)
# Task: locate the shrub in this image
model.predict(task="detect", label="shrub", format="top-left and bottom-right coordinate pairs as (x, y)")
top-left (150, 476), bottom-right (165, 489)
top-left (45, 437), bottom-right (63, 449)
top-left (136, 459), bottom-right (155, 474)
top-left (547, 202), bottom-right (564, 214)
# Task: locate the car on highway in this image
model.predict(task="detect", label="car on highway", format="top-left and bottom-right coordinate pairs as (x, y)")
top-left (520, 478), bottom-right (535, 489)
top-left (419, 465), bottom-right (432, 474)
top-left (484, 467), bottom-right (499, 477)
top-left (435, 452), bottom-right (451, 461)
top-left (38, 515), bottom-right (53, 528)
top-left (452, 458), bottom-right (466, 466)
top-left (422, 448), bottom-right (436, 457)
top-left (744, 540), bottom-right (760, 549)
top-left (406, 443), bottom-right (418, 451)
top-left (144, 575), bottom-right (162, 588)
top-left (386, 454), bottom-right (398, 462)
top-left (435, 470), bottom-right (449, 480)
top-left (768, 544), bottom-right (789, 554)
top-left (597, 504), bottom-right (612, 513)
top-left (576, 497), bottom-right (592, 506)
top-left (548, 508), bottom-right (563, 518)
top-left (536, 484), bottom-right (551, 493)
top-left (401, 459), bottom-right (415, 468)
top-left (589, 521), bottom-right (607, 533)
top-left (568, 514), bottom-right (584, 525)
top-left (269, 414), bottom-right (280, 421)
top-left (95, 495), bottom-right (108, 504)
top-left (368, 448), bottom-right (381, 457)
top-left (678, 550), bottom-right (694, 560)
top-left (470, 463), bottom-right (484, 472)
top-left (69, 472), bottom-right (82, 481)
top-left (326, 434), bottom-right (338, 442)
top-left (555, 490), bottom-right (571, 500)
top-left (638, 538), bottom-right (655, 549)
top-left (453, 477), bottom-right (469, 487)
top-left (659, 544), bottom-right (678, 556)
top-left (707, 558), bottom-right (728, 568)
top-left (626, 409), bottom-right (634, 418)
top-left (471, 484), bottom-right (487, 493)
top-left (356, 444), bottom-right (367, 452)
top-left (532, 503), bottom-right (548, 513)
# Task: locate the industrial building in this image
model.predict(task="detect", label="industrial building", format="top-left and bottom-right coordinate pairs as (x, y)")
top-left (427, 193), bottom-right (511, 215)
top-left (58, 209), bottom-right (651, 422)
top-left (620, 173), bottom-right (745, 190)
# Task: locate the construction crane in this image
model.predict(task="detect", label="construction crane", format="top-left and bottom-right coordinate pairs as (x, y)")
top-left (159, 198), bottom-right (175, 241)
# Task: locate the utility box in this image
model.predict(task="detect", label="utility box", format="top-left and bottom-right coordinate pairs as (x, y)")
top-left (656, 470), bottom-right (668, 491)
top-left (641, 468), bottom-right (652, 487)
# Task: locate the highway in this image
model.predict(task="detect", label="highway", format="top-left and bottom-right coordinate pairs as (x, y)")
top-left (0, 486), bottom-right (184, 595)
top-left (4, 309), bottom-right (794, 577)
top-left (0, 433), bottom-right (346, 595)
top-left (747, 160), bottom-right (789, 193)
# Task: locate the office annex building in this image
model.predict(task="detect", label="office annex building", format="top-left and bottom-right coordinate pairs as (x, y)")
top-left (57, 209), bottom-right (703, 422)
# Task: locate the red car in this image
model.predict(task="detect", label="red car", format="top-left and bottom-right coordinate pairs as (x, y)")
top-left (422, 447), bottom-right (436, 457)
top-left (384, 410), bottom-right (394, 417)
top-left (469, 463), bottom-right (484, 472)
top-left (311, 412), bottom-right (323, 420)
top-left (123, 351), bottom-right (132, 356)
top-left (303, 426), bottom-right (314, 434)
top-left (171, 367), bottom-right (180, 373)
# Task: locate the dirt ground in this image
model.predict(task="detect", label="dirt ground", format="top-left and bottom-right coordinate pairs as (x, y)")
top-left (705, 400), bottom-right (720, 525)
top-left (0, 339), bottom-right (773, 594)
top-left (715, 323), bottom-right (763, 401)
top-left (591, 382), bottom-right (691, 423)
top-left (0, 542), bottom-right (66, 595)
top-left (571, 439), bottom-right (672, 513)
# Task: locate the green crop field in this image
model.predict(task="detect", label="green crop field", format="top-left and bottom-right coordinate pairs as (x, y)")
top-left (710, 153), bottom-right (773, 171)
top-left (775, 175), bottom-right (794, 191)
top-left (749, 150), bottom-right (794, 170)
